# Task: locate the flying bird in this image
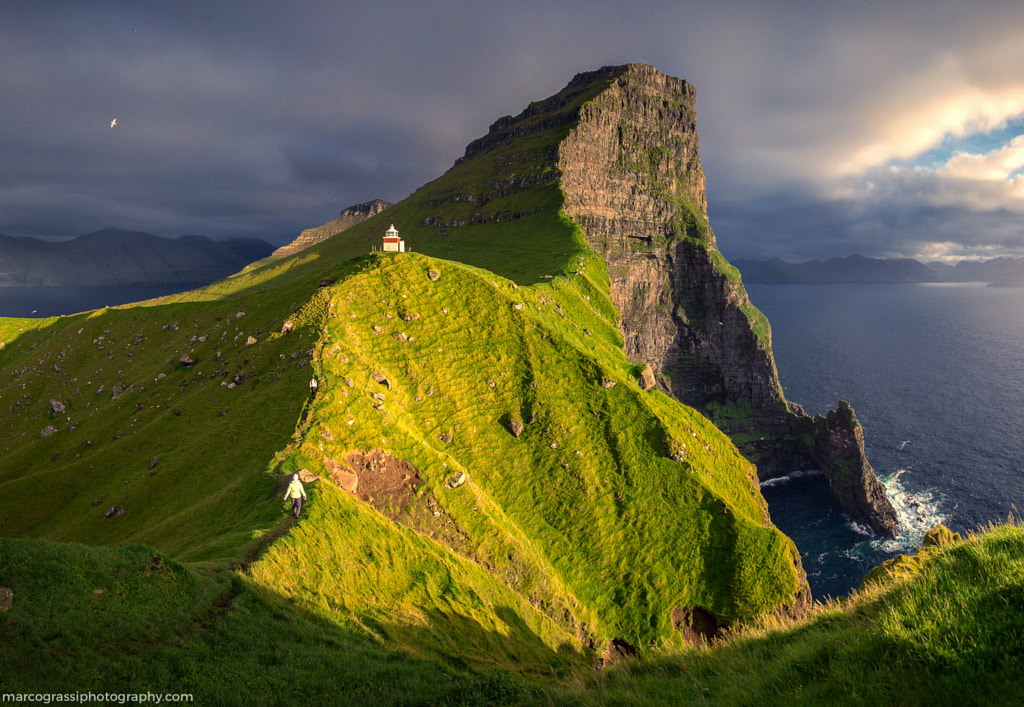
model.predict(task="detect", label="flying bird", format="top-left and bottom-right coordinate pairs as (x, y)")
top-left (110, 118), bottom-right (117, 128)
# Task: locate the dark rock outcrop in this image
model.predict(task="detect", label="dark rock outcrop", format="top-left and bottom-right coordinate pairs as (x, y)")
top-left (671, 605), bottom-right (720, 645)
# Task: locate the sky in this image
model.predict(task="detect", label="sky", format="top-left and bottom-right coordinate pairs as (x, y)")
top-left (4, 1), bottom-right (1024, 262)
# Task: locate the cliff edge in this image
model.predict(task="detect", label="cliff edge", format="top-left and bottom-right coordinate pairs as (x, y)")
top-left (528, 64), bottom-right (897, 537)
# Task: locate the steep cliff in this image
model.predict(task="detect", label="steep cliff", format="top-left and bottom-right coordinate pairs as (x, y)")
top-left (548, 64), bottom-right (898, 537)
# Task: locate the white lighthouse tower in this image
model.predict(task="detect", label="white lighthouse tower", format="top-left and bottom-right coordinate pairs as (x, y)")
top-left (382, 224), bottom-right (405, 253)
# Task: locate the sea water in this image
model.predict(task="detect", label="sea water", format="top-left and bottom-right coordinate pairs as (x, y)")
top-left (0, 284), bottom-right (203, 318)
top-left (748, 283), bottom-right (1024, 599)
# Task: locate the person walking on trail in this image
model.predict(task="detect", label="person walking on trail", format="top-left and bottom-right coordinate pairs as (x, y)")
top-left (284, 473), bottom-right (307, 518)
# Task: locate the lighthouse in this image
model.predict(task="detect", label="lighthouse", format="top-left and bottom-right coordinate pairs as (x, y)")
top-left (382, 224), bottom-right (405, 253)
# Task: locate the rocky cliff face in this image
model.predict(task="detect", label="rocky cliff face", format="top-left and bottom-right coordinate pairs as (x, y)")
top-left (547, 64), bottom-right (898, 537)
top-left (272, 199), bottom-right (392, 258)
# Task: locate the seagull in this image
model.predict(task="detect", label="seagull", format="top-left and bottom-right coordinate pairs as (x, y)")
top-left (110, 118), bottom-right (117, 128)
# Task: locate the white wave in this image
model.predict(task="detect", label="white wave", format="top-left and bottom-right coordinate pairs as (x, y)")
top-left (760, 469), bottom-right (824, 489)
top-left (898, 440), bottom-right (910, 450)
top-left (872, 468), bottom-right (947, 553)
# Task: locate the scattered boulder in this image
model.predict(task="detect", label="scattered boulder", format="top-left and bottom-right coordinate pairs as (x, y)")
top-left (600, 638), bottom-right (638, 668)
top-left (49, 399), bottom-right (66, 417)
top-left (513, 302), bottom-right (525, 311)
top-left (445, 471), bottom-right (467, 489)
top-left (326, 458), bottom-right (359, 493)
top-left (428, 268), bottom-right (441, 281)
top-left (372, 325), bottom-right (383, 335)
top-left (40, 426), bottom-right (57, 438)
top-left (371, 371), bottom-right (391, 389)
top-left (297, 468), bottom-right (319, 483)
top-left (638, 364), bottom-right (656, 391)
top-left (509, 419), bottom-right (524, 438)
top-left (671, 605), bottom-right (720, 645)
top-left (0, 587), bottom-right (12, 613)
top-left (394, 332), bottom-right (408, 342)
top-left (281, 320), bottom-right (294, 334)
top-left (235, 311), bottom-right (245, 319)
top-left (112, 384), bottom-right (124, 400)
top-left (179, 355), bottom-right (195, 367)
top-left (103, 505), bottom-right (124, 518)
top-left (600, 378), bottom-right (616, 389)
top-left (438, 432), bottom-right (454, 444)
top-left (343, 377), bottom-right (355, 387)
top-left (246, 336), bottom-right (257, 346)
top-left (150, 456), bottom-right (159, 469)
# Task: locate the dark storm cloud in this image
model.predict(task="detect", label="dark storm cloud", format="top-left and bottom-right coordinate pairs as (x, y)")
top-left (3, 0), bottom-right (1024, 257)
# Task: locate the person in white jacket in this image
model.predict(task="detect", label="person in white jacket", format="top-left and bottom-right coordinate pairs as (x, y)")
top-left (284, 473), bottom-right (307, 518)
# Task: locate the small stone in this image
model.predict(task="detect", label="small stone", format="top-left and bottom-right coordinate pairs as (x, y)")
top-left (150, 456), bottom-right (159, 469)
top-left (509, 420), bottom-right (524, 438)
top-left (49, 399), bottom-right (66, 417)
top-left (372, 325), bottom-right (383, 335)
top-left (281, 320), bottom-right (294, 334)
top-left (246, 336), bottom-right (257, 346)
top-left (235, 311), bottom-right (245, 319)
top-left (601, 378), bottom-right (616, 389)
top-left (445, 471), bottom-right (467, 489)
top-left (394, 332), bottom-right (408, 342)
top-left (428, 268), bottom-right (440, 281)
top-left (0, 587), bottom-right (13, 612)
top-left (179, 355), bottom-right (195, 367)
top-left (439, 432), bottom-right (453, 444)
top-left (93, 589), bottom-right (104, 596)
top-left (40, 426), bottom-right (57, 438)
top-left (513, 302), bottom-right (525, 311)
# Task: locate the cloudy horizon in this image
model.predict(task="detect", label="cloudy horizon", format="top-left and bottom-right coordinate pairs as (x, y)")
top-left (4, 1), bottom-right (1024, 262)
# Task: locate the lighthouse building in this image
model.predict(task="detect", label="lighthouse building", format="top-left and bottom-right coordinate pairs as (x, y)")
top-left (382, 224), bottom-right (405, 253)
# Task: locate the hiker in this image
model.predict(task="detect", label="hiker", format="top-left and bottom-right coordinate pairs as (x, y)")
top-left (309, 377), bottom-right (318, 396)
top-left (284, 473), bottom-right (307, 518)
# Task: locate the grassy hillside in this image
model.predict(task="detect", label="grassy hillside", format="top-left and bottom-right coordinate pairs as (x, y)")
top-left (4, 521), bottom-right (1022, 704)
top-left (534, 520), bottom-right (1024, 706)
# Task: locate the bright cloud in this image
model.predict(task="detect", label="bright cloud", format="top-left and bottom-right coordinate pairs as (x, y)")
top-left (939, 135), bottom-right (1024, 182)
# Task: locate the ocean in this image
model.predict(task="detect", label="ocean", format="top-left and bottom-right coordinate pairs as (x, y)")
top-left (748, 283), bottom-right (1024, 599)
top-left (0, 284), bottom-right (202, 318)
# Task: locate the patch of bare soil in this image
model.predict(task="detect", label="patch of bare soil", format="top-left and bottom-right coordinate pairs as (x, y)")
top-left (328, 450), bottom-right (472, 554)
top-left (334, 449), bottom-right (424, 519)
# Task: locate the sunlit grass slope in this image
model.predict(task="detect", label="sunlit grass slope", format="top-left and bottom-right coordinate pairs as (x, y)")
top-left (248, 250), bottom-right (802, 658)
top-left (533, 520), bottom-right (1024, 706)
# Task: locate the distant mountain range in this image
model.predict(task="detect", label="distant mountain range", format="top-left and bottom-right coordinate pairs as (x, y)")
top-left (0, 228), bottom-right (275, 287)
top-left (734, 254), bottom-right (1024, 287)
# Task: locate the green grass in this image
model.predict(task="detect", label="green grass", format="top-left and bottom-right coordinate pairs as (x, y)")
top-left (529, 520), bottom-right (1024, 706)
top-left (4, 522), bottom-right (1023, 704)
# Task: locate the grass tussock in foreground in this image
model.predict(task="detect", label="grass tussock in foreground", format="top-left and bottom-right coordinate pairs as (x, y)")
top-left (533, 520), bottom-right (1024, 706)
